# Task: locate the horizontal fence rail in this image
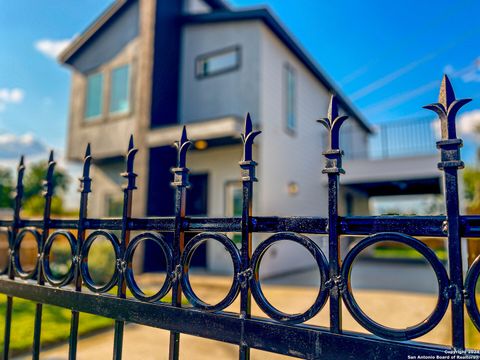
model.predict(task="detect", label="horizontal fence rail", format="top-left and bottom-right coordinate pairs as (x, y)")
top-left (0, 75), bottom-right (480, 359)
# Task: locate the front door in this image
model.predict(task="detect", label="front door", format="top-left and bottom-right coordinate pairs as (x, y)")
top-left (186, 173), bottom-right (208, 268)
top-left (144, 151), bottom-right (208, 271)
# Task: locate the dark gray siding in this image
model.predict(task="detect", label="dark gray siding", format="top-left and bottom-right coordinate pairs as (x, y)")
top-left (68, 1), bottom-right (140, 74)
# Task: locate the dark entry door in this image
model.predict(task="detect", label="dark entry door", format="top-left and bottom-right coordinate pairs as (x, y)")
top-left (144, 152), bottom-right (208, 271)
top-left (186, 173), bottom-right (208, 268)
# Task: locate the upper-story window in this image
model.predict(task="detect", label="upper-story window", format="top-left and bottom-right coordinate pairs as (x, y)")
top-left (196, 46), bottom-right (240, 78)
top-left (109, 64), bottom-right (131, 114)
top-left (85, 72), bottom-right (104, 119)
top-left (284, 64), bottom-right (296, 133)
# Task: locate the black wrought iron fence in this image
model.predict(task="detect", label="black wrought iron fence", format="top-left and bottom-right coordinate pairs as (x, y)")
top-left (0, 76), bottom-right (480, 359)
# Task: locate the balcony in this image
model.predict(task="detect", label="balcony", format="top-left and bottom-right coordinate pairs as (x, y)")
top-left (340, 117), bottom-right (441, 197)
top-left (342, 117), bottom-right (437, 160)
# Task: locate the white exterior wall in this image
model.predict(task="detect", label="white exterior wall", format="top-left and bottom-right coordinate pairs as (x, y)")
top-left (180, 22), bottom-right (262, 124)
top-left (255, 25), bottom-right (370, 276)
top-left (178, 20), bottom-right (370, 276)
top-left (254, 25), bottom-right (329, 276)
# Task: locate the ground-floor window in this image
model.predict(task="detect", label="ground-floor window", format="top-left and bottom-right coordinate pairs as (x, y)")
top-left (225, 181), bottom-right (242, 244)
top-left (105, 193), bottom-right (123, 217)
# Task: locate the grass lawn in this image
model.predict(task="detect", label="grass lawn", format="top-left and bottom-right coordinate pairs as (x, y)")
top-left (0, 294), bottom-right (114, 356)
top-left (373, 246), bottom-right (447, 261)
top-left (467, 318), bottom-right (480, 349)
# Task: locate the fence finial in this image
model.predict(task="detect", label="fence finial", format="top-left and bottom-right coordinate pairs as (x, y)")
top-left (317, 95), bottom-right (348, 150)
top-left (171, 126), bottom-right (191, 188)
top-left (122, 135), bottom-right (138, 190)
top-left (43, 150), bottom-right (56, 197)
top-left (241, 113), bottom-right (261, 162)
top-left (17, 155), bottom-right (25, 183)
top-left (13, 155), bottom-right (25, 201)
top-left (79, 143), bottom-right (92, 194)
top-left (175, 126), bottom-right (192, 168)
top-left (423, 75), bottom-right (471, 140)
top-left (18, 155), bottom-right (24, 170)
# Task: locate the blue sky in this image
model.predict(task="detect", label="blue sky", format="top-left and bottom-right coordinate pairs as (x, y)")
top-left (0, 0), bottom-right (479, 165)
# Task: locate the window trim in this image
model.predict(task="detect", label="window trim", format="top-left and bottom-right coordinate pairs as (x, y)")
top-left (195, 45), bottom-right (241, 79)
top-left (283, 63), bottom-right (297, 135)
top-left (84, 71), bottom-right (105, 121)
top-left (109, 63), bottom-right (132, 116)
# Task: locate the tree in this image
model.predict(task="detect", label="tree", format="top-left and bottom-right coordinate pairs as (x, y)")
top-left (0, 160), bottom-right (70, 216)
top-left (0, 168), bottom-right (13, 208)
top-left (463, 167), bottom-right (480, 207)
top-left (22, 161), bottom-right (70, 216)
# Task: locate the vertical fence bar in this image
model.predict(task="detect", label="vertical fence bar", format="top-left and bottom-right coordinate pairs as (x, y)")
top-left (32, 151), bottom-right (56, 359)
top-left (68, 144), bottom-right (92, 360)
top-left (169, 127), bottom-right (191, 360)
top-left (318, 96), bottom-right (348, 334)
top-left (3, 156), bottom-right (25, 360)
top-left (112, 136), bottom-right (138, 360)
top-left (424, 75), bottom-right (471, 349)
top-left (238, 114), bottom-right (261, 360)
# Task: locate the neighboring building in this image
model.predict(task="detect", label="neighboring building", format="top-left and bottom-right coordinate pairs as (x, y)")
top-left (59, 0), bottom-right (441, 275)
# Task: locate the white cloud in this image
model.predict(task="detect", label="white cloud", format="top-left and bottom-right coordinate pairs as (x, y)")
top-left (350, 52), bottom-right (438, 101)
top-left (431, 109), bottom-right (480, 140)
top-left (458, 110), bottom-right (480, 137)
top-left (0, 133), bottom-right (48, 159)
top-left (363, 80), bottom-right (440, 116)
top-left (443, 58), bottom-right (480, 83)
top-left (0, 88), bottom-right (25, 112)
top-left (34, 37), bottom-right (74, 59)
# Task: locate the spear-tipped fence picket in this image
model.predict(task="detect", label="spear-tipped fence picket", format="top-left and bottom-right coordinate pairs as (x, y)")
top-left (0, 76), bottom-right (480, 359)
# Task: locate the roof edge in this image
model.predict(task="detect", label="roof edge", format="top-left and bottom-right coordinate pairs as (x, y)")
top-left (58, 0), bottom-right (132, 64)
top-left (183, 8), bottom-right (372, 133)
top-left (58, 0), bottom-right (230, 65)
top-left (204, 0), bottom-right (230, 10)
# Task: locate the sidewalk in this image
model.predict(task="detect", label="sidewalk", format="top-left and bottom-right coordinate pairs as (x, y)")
top-left (18, 274), bottom-right (451, 360)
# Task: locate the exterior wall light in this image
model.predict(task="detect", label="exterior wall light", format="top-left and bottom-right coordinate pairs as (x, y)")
top-left (287, 181), bottom-right (299, 196)
top-left (194, 140), bottom-right (208, 150)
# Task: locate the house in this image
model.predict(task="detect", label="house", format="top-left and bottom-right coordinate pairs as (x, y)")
top-left (59, 0), bottom-right (442, 275)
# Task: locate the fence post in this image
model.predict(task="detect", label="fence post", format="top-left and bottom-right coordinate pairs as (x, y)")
top-left (32, 151), bottom-right (55, 359)
top-left (424, 75), bottom-right (471, 349)
top-left (318, 95), bottom-right (348, 334)
top-left (3, 156), bottom-right (25, 360)
top-left (68, 144), bottom-right (92, 360)
top-left (238, 113), bottom-right (261, 360)
top-left (113, 136), bottom-right (138, 360)
top-left (169, 126), bottom-right (191, 360)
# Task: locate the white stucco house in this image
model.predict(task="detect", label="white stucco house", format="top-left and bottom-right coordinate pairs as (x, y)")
top-left (59, 0), bottom-right (441, 275)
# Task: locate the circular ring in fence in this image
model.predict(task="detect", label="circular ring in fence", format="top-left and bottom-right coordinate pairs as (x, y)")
top-left (249, 232), bottom-right (329, 324)
top-left (180, 233), bottom-right (241, 311)
top-left (125, 232), bottom-right (173, 302)
top-left (80, 230), bottom-right (120, 293)
top-left (42, 231), bottom-right (76, 287)
top-left (13, 228), bottom-right (42, 280)
top-left (341, 232), bottom-right (450, 341)
top-left (465, 254), bottom-right (480, 331)
top-left (0, 228), bottom-right (12, 276)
